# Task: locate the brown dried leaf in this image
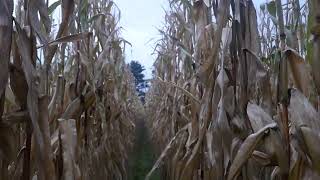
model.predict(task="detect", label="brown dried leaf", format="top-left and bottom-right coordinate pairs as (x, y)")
top-left (227, 123), bottom-right (277, 180)
top-left (300, 126), bottom-right (320, 174)
top-left (289, 89), bottom-right (320, 131)
top-left (40, 32), bottom-right (92, 47)
top-left (247, 103), bottom-right (274, 132)
top-left (145, 124), bottom-right (189, 180)
top-left (284, 48), bottom-right (310, 96)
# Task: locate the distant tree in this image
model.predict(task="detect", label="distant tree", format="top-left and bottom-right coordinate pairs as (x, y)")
top-left (129, 61), bottom-right (148, 102)
top-left (130, 61), bottom-right (145, 86)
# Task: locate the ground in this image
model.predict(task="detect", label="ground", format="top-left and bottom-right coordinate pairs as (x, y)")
top-left (128, 119), bottom-right (161, 180)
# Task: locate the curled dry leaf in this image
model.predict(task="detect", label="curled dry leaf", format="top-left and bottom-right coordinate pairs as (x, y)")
top-left (289, 89), bottom-right (320, 131)
top-left (227, 123), bottom-right (277, 180)
top-left (284, 48), bottom-right (310, 96)
top-left (247, 103), bottom-right (273, 132)
top-left (145, 124), bottom-right (189, 180)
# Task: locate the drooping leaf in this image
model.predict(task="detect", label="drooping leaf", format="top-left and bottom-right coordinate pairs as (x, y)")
top-left (39, 32), bottom-right (92, 48)
top-left (299, 126), bottom-right (320, 174)
top-left (289, 89), bottom-right (320, 131)
top-left (145, 124), bottom-right (189, 180)
top-left (284, 48), bottom-right (310, 96)
top-left (227, 123), bottom-right (277, 180)
top-left (49, 0), bottom-right (61, 15)
top-left (247, 103), bottom-right (274, 132)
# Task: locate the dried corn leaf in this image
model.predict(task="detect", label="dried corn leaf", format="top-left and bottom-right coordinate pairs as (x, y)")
top-left (284, 48), bottom-right (310, 96)
top-left (227, 123), bottom-right (277, 180)
top-left (289, 89), bottom-right (320, 131)
top-left (247, 103), bottom-right (273, 132)
top-left (299, 126), bottom-right (320, 174)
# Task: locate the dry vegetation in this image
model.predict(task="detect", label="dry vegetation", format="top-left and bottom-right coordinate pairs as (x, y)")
top-left (0, 0), bottom-right (143, 179)
top-left (1, 0), bottom-right (320, 180)
top-left (146, 0), bottom-right (320, 179)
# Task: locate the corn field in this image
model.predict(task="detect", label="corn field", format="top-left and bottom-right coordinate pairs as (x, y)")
top-left (0, 0), bottom-right (141, 179)
top-left (0, 0), bottom-right (320, 180)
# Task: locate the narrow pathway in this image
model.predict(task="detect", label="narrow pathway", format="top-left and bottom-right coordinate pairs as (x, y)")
top-left (128, 119), bottom-right (160, 180)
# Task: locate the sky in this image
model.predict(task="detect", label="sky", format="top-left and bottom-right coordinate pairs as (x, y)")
top-left (116, 0), bottom-right (265, 78)
top-left (116, 0), bottom-right (168, 78)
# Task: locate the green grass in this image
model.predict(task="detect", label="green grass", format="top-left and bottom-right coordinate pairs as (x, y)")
top-left (128, 120), bottom-right (161, 180)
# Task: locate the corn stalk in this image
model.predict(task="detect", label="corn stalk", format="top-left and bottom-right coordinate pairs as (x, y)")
top-left (0, 0), bottom-right (140, 180)
top-left (147, 0), bottom-right (320, 180)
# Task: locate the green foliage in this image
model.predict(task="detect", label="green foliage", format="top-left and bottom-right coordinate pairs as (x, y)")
top-left (267, 1), bottom-right (277, 17)
top-left (128, 121), bottom-right (160, 180)
top-left (260, 1), bottom-right (276, 17)
top-left (130, 61), bottom-right (148, 101)
top-left (48, 0), bottom-right (61, 15)
top-left (130, 61), bottom-right (145, 86)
